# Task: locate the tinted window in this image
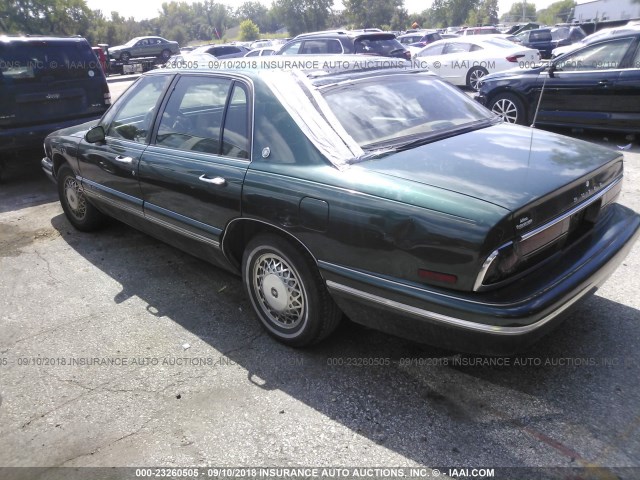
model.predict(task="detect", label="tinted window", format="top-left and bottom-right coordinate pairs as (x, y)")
top-left (221, 84), bottom-right (249, 159)
top-left (301, 40), bottom-right (340, 54)
top-left (156, 76), bottom-right (231, 154)
top-left (530, 31), bottom-right (551, 42)
top-left (322, 75), bottom-right (493, 148)
top-left (354, 37), bottom-right (404, 55)
top-left (104, 75), bottom-right (171, 143)
top-left (0, 41), bottom-right (102, 83)
top-left (556, 38), bottom-right (633, 71)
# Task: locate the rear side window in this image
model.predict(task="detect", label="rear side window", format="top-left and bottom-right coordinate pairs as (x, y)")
top-left (354, 37), bottom-right (404, 55)
top-left (301, 40), bottom-right (342, 54)
top-left (0, 40), bottom-right (102, 84)
top-left (530, 31), bottom-right (551, 42)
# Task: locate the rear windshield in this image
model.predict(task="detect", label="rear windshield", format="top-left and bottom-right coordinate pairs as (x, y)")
top-left (0, 41), bottom-right (101, 84)
top-left (354, 37), bottom-right (405, 55)
top-left (321, 74), bottom-right (494, 149)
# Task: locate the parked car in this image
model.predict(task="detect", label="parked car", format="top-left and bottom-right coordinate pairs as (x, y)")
top-left (415, 36), bottom-right (540, 90)
top-left (109, 36), bottom-right (180, 62)
top-left (41, 57), bottom-right (639, 354)
top-left (552, 24), bottom-right (640, 58)
top-left (191, 44), bottom-right (251, 59)
top-left (244, 47), bottom-right (277, 57)
top-left (460, 26), bottom-right (502, 35)
top-left (0, 35), bottom-right (110, 179)
top-left (396, 30), bottom-right (442, 48)
top-left (277, 31), bottom-right (411, 60)
top-left (514, 28), bottom-right (556, 59)
top-left (550, 25), bottom-right (587, 49)
top-left (476, 29), bottom-right (640, 132)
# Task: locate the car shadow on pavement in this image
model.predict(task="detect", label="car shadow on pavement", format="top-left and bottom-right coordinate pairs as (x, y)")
top-left (48, 212), bottom-right (640, 470)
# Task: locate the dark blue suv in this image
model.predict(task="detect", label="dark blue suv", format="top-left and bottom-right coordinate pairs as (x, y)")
top-left (0, 36), bottom-right (110, 178)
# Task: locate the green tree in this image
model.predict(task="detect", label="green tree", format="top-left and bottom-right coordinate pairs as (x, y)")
top-left (501, 2), bottom-right (537, 22)
top-left (273, 0), bottom-right (333, 37)
top-left (343, 0), bottom-right (406, 30)
top-left (236, 2), bottom-right (271, 32)
top-left (537, 0), bottom-right (575, 25)
top-left (239, 19), bottom-right (260, 40)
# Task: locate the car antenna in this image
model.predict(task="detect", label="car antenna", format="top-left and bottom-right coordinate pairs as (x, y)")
top-left (530, 63), bottom-right (551, 128)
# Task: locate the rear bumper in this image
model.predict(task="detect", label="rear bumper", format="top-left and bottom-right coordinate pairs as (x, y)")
top-left (322, 204), bottom-right (640, 355)
top-left (0, 115), bottom-right (102, 155)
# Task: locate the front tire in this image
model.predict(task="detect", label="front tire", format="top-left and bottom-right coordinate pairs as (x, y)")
top-left (57, 164), bottom-right (105, 231)
top-left (488, 93), bottom-right (526, 125)
top-left (120, 52), bottom-right (131, 63)
top-left (161, 49), bottom-right (171, 60)
top-left (242, 234), bottom-right (341, 346)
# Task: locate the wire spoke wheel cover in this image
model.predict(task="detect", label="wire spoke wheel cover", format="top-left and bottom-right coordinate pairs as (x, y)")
top-left (253, 252), bottom-right (306, 329)
top-left (64, 176), bottom-right (87, 220)
top-left (242, 234), bottom-right (341, 346)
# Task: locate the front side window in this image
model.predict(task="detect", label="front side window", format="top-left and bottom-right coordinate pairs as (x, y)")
top-left (556, 38), bottom-right (634, 71)
top-left (321, 74), bottom-right (494, 149)
top-left (154, 75), bottom-right (249, 159)
top-left (156, 75), bottom-right (231, 154)
top-left (104, 75), bottom-right (171, 143)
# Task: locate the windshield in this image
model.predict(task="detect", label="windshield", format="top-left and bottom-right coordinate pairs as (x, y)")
top-left (321, 74), bottom-right (494, 149)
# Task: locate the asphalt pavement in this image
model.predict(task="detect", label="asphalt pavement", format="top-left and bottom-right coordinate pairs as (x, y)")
top-left (0, 123), bottom-right (639, 479)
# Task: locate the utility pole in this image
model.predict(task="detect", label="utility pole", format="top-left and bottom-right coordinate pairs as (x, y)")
top-left (522, 0), bottom-right (527, 21)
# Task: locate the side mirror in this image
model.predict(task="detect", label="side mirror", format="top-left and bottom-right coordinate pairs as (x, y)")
top-left (548, 63), bottom-right (557, 78)
top-left (85, 125), bottom-right (106, 144)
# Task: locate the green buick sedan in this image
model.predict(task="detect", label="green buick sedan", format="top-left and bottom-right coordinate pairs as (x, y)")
top-left (42, 58), bottom-right (640, 355)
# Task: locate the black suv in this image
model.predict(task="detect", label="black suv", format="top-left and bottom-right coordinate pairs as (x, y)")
top-left (277, 30), bottom-right (411, 60)
top-left (515, 28), bottom-right (554, 59)
top-left (0, 36), bottom-right (110, 178)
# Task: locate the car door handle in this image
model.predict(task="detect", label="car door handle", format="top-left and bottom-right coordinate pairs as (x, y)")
top-left (597, 80), bottom-right (610, 86)
top-left (114, 155), bottom-right (133, 164)
top-left (198, 175), bottom-right (227, 186)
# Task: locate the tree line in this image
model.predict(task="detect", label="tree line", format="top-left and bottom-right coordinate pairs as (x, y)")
top-left (0, 0), bottom-right (577, 46)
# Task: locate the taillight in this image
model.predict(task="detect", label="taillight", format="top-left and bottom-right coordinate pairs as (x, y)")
top-left (404, 50), bottom-right (412, 60)
top-left (506, 54), bottom-right (525, 63)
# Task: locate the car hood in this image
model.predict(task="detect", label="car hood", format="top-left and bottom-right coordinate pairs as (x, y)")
top-left (356, 123), bottom-right (620, 212)
top-left (46, 120), bottom-right (99, 141)
top-left (482, 65), bottom-right (545, 83)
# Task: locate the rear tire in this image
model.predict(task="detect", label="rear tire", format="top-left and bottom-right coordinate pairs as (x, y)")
top-left (466, 66), bottom-right (488, 91)
top-left (488, 93), bottom-right (526, 125)
top-left (57, 164), bottom-right (106, 231)
top-left (242, 234), bottom-right (341, 346)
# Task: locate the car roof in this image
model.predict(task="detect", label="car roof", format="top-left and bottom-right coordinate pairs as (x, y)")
top-left (153, 55), bottom-right (429, 82)
top-left (0, 35), bottom-right (89, 44)
top-left (294, 30), bottom-right (396, 40)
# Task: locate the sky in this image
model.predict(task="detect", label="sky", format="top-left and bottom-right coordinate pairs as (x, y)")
top-left (85, 0), bottom-right (570, 23)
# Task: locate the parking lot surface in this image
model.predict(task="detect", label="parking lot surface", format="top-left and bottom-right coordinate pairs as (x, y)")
top-left (1, 93), bottom-right (639, 479)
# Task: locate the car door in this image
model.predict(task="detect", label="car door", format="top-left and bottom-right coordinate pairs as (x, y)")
top-left (137, 74), bottom-right (251, 249)
top-left (536, 37), bottom-right (635, 127)
top-left (77, 74), bottom-right (172, 219)
top-left (132, 39), bottom-right (147, 57)
top-left (612, 38), bottom-right (640, 130)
